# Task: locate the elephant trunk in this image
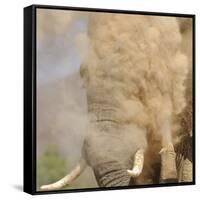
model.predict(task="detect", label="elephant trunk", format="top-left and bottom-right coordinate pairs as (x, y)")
top-left (92, 149), bottom-right (145, 187)
top-left (93, 161), bottom-right (133, 187)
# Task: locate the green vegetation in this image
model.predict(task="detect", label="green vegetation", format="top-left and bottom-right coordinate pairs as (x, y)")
top-left (36, 145), bottom-right (67, 191)
top-left (36, 145), bottom-right (97, 191)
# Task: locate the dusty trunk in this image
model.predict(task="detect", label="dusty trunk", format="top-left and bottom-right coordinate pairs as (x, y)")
top-left (93, 161), bottom-right (133, 187)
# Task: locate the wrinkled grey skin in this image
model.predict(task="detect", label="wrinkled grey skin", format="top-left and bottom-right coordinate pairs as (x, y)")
top-left (81, 88), bottom-right (139, 187)
top-left (79, 77), bottom-right (193, 187)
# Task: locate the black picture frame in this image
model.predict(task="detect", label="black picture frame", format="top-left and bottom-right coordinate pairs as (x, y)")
top-left (24, 4), bottom-right (196, 195)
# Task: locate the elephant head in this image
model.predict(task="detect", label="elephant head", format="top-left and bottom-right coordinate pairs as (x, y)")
top-left (81, 87), bottom-right (147, 187)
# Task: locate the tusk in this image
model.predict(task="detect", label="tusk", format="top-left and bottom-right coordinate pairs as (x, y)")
top-left (40, 158), bottom-right (87, 191)
top-left (127, 148), bottom-right (144, 178)
top-left (159, 143), bottom-right (177, 181)
top-left (179, 158), bottom-right (193, 182)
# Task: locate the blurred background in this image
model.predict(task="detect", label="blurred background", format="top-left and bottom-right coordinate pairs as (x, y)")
top-left (36, 8), bottom-right (97, 190)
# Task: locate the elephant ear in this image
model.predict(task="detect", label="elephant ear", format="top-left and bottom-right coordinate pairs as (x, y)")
top-left (175, 134), bottom-right (193, 182)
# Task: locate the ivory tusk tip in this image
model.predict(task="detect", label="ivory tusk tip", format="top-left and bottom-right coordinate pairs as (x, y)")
top-left (127, 169), bottom-right (133, 176)
top-left (159, 143), bottom-right (175, 154)
top-left (39, 158), bottom-right (87, 191)
top-left (159, 149), bottom-right (165, 154)
top-left (40, 185), bottom-right (49, 190)
top-left (127, 168), bottom-right (141, 178)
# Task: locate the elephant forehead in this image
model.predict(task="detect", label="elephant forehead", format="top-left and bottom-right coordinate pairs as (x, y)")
top-left (84, 125), bottom-right (147, 167)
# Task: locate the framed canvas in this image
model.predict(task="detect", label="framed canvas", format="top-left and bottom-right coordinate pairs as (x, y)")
top-left (23, 4), bottom-right (195, 195)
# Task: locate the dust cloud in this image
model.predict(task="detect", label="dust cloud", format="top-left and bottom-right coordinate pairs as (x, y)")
top-left (81, 13), bottom-right (189, 148)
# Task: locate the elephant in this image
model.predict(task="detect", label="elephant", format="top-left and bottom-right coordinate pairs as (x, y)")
top-left (40, 14), bottom-right (193, 190)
